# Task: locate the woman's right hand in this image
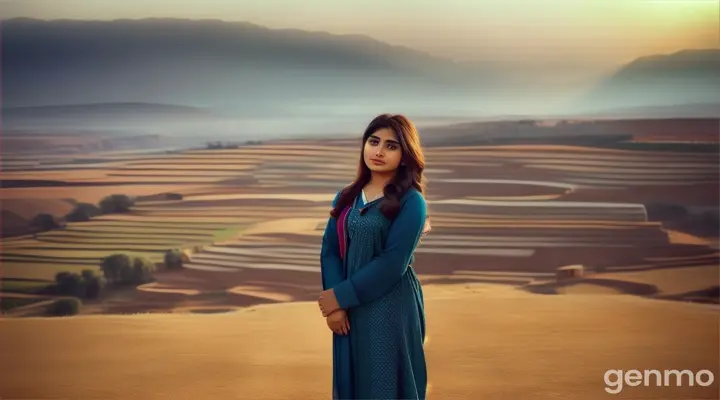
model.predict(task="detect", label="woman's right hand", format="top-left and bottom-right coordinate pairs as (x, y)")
top-left (326, 309), bottom-right (350, 335)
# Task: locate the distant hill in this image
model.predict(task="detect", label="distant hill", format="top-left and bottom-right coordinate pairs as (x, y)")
top-left (1, 18), bottom-right (716, 120)
top-left (0, 18), bottom-right (481, 115)
top-left (575, 49), bottom-right (720, 113)
top-left (582, 102), bottom-right (720, 119)
top-left (1, 102), bottom-right (211, 117)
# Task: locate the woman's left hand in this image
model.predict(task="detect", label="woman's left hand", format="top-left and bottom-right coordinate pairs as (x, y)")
top-left (318, 289), bottom-right (340, 317)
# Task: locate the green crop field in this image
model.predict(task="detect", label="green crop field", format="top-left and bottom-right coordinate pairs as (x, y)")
top-left (1, 212), bottom-right (245, 281)
top-left (1, 263), bottom-right (102, 281)
top-left (1, 279), bottom-right (56, 293)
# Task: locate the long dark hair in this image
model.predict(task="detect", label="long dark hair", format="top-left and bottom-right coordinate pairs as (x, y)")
top-left (330, 113), bottom-right (428, 222)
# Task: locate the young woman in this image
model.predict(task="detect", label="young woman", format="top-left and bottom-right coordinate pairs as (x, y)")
top-left (317, 113), bottom-right (431, 400)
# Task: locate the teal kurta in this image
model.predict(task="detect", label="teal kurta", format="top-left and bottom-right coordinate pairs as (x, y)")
top-left (321, 188), bottom-right (428, 400)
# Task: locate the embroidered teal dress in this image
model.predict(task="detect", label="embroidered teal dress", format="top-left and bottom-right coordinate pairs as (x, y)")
top-left (321, 188), bottom-right (428, 400)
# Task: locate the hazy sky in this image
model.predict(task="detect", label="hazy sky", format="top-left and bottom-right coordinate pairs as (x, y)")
top-left (1, 0), bottom-right (717, 66)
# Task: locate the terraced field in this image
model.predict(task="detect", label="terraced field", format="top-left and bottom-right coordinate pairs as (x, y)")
top-left (1, 217), bottom-right (245, 281)
top-left (1, 121), bottom-right (719, 315)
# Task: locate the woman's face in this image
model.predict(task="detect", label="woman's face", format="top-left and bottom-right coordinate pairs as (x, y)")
top-left (363, 128), bottom-right (403, 174)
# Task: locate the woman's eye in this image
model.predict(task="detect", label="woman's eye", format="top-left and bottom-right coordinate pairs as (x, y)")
top-left (387, 144), bottom-right (397, 150)
top-left (369, 140), bottom-right (379, 145)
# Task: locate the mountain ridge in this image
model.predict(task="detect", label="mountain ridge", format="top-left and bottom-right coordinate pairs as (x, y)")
top-left (2, 18), bottom-right (717, 117)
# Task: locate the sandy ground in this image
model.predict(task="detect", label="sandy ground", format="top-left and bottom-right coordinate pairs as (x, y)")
top-left (0, 283), bottom-right (717, 400)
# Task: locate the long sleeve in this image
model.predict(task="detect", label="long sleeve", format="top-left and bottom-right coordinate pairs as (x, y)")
top-left (333, 190), bottom-right (426, 309)
top-left (320, 191), bottom-right (345, 291)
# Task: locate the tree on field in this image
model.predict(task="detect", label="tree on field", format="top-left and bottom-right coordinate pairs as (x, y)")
top-left (85, 275), bottom-right (107, 299)
top-left (100, 253), bottom-right (132, 284)
top-left (66, 203), bottom-right (102, 222)
top-left (99, 194), bottom-right (135, 214)
top-left (53, 270), bottom-right (106, 299)
top-left (164, 249), bottom-right (185, 269)
top-left (31, 213), bottom-right (63, 230)
top-left (54, 271), bottom-right (84, 297)
top-left (132, 256), bottom-right (156, 284)
top-left (46, 298), bottom-right (81, 317)
top-left (80, 269), bottom-right (96, 281)
top-left (100, 253), bottom-right (156, 286)
top-left (80, 269), bottom-right (106, 299)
